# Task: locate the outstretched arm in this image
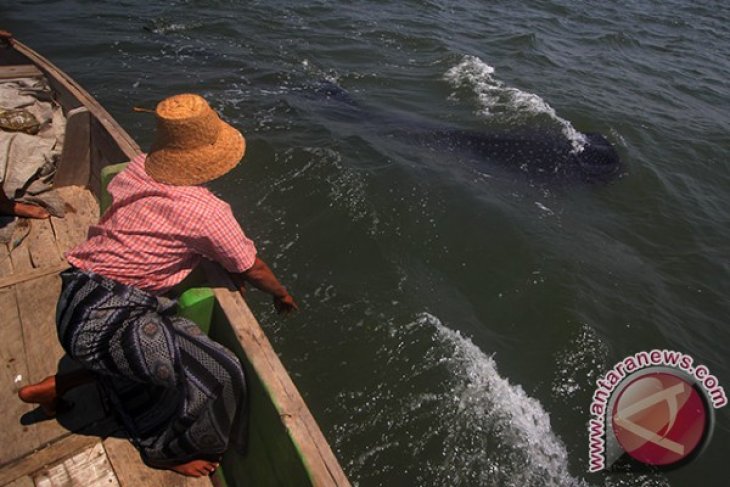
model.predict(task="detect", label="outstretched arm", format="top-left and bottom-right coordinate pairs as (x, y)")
top-left (233, 257), bottom-right (298, 314)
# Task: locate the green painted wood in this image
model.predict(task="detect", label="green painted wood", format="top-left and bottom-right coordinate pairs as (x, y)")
top-left (177, 287), bottom-right (215, 334)
top-left (99, 161), bottom-right (128, 215)
top-left (209, 304), bottom-right (314, 487)
top-left (236, 426), bottom-right (277, 486)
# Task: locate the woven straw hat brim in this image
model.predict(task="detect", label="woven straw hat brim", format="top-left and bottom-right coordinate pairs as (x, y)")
top-left (145, 120), bottom-right (246, 186)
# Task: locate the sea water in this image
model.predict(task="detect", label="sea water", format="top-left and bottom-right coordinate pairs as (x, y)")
top-left (6, 1), bottom-right (728, 485)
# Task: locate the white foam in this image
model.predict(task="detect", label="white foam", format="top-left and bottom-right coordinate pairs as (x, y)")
top-left (413, 312), bottom-right (588, 486)
top-left (552, 323), bottom-right (609, 406)
top-left (535, 201), bottom-right (555, 215)
top-left (445, 55), bottom-right (587, 153)
top-left (334, 310), bottom-right (669, 485)
top-left (146, 19), bottom-right (201, 35)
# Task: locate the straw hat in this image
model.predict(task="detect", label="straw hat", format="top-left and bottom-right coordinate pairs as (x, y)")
top-left (145, 94), bottom-right (245, 186)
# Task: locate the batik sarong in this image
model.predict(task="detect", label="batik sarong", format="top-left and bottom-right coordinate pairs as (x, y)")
top-left (56, 267), bottom-right (247, 466)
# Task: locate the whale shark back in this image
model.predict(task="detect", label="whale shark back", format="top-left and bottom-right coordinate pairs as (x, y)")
top-left (414, 129), bottom-right (622, 183)
top-left (309, 80), bottom-right (623, 184)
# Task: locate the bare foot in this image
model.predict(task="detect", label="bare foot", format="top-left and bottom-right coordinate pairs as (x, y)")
top-left (10, 201), bottom-right (50, 219)
top-left (0, 191), bottom-right (49, 219)
top-left (169, 460), bottom-right (219, 477)
top-left (18, 376), bottom-right (59, 416)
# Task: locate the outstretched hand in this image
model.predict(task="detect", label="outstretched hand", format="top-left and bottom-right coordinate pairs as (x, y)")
top-left (274, 293), bottom-right (299, 314)
top-left (236, 257), bottom-right (299, 314)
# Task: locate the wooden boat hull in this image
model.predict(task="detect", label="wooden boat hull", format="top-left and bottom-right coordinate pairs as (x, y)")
top-left (0, 37), bottom-right (349, 486)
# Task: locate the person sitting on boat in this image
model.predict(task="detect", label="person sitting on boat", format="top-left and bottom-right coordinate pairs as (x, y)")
top-left (18, 93), bottom-right (298, 477)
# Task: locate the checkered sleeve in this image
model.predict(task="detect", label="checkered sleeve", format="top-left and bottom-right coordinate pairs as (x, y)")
top-left (192, 199), bottom-right (257, 273)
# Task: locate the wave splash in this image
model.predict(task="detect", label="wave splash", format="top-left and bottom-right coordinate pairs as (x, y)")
top-left (412, 312), bottom-right (588, 486)
top-left (444, 55), bottom-right (587, 153)
top-left (335, 312), bottom-right (589, 485)
top-left (334, 310), bottom-right (676, 486)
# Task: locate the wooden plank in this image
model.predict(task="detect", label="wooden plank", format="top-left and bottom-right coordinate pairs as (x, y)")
top-left (68, 186), bottom-right (98, 242)
top-left (0, 263), bottom-right (69, 289)
top-left (89, 119), bottom-right (134, 199)
top-left (90, 118), bottom-right (132, 168)
top-left (210, 312), bottom-right (312, 486)
top-left (88, 172), bottom-right (101, 203)
top-left (54, 107), bottom-right (91, 188)
top-left (69, 185), bottom-right (99, 223)
top-left (103, 438), bottom-right (214, 487)
top-left (16, 274), bottom-right (64, 385)
top-left (15, 274), bottom-right (68, 448)
top-left (204, 262), bottom-right (350, 487)
top-left (0, 286), bottom-right (38, 467)
top-left (246, 387), bottom-right (295, 485)
top-left (25, 219), bottom-right (63, 269)
top-left (3, 475), bottom-right (34, 487)
top-left (32, 443), bottom-right (118, 487)
top-left (0, 65), bottom-right (42, 80)
top-left (48, 216), bottom-right (71, 257)
top-left (0, 434), bottom-right (98, 485)
top-left (7, 222), bottom-right (33, 274)
top-left (0, 242), bottom-right (13, 278)
top-left (48, 189), bottom-right (76, 256)
top-left (49, 186), bottom-right (98, 258)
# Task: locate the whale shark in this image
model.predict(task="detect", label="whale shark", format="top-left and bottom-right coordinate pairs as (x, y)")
top-left (312, 81), bottom-right (623, 184)
top-left (411, 128), bottom-right (622, 183)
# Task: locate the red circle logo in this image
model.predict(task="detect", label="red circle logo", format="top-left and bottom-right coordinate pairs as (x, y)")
top-left (611, 371), bottom-right (709, 466)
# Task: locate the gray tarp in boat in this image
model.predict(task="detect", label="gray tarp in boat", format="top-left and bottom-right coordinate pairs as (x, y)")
top-left (0, 76), bottom-right (66, 243)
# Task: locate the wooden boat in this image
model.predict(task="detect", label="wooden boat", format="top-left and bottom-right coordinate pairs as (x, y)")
top-left (0, 36), bottom-right (349, 487)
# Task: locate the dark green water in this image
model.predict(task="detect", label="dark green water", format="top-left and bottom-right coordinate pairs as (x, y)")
top-left (5, 1), bottom-right (729, 485)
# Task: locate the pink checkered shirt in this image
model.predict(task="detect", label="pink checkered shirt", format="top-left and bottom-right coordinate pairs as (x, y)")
top-left (66, 153), bottom-right (257, 294)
